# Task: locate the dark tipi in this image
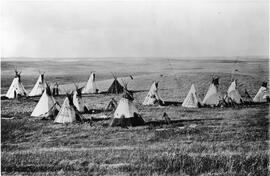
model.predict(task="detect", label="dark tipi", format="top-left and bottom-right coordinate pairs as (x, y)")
top-left (107, 73), bottom-right (124, 94)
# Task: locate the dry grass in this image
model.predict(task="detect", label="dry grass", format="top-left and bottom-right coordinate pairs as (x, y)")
top-left (1, 59), bottom-right (269, 175)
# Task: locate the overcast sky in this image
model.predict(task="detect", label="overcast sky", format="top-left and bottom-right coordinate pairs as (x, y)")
top-left (1, 0), bottom-right (269, 58)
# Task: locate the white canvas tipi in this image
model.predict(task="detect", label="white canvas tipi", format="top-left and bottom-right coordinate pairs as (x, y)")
top-left (6, 70), bottom-right (28, 99)
top-left (202, 77), bottom-right (223, 106)
top-left (253, 82), bottom-right (270, 102)
top-left (31, 84), bottom-right (60, 117)
top-left (143, 82), bottom-right (164, 105)
top-left (182, 84), bottom-right (201, 108)
top-left (73, 85), bottom-right (87, 112)
top-left (111, 87), bottom-right (145, 127)
top-left (226, 80), bottom-right (242, 104)
top-left (29, 73), bottom-right (46, 96)
top-left (54, 94), bottom-right (84, 124)
top-left (82, 73), bottom-right (98, 94)
top-left (114, 98), bottom-right (138, 119)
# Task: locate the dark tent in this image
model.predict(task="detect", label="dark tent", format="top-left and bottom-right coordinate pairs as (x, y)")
top-left (107, 78), bottom-right (124, 94)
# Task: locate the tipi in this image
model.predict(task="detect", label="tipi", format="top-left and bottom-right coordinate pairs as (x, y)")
top-left (253, 82), bottom-right (270, 102)
top-left (54, 94), bottom-right (85, 124)
top-left (182, 84), bottom-right (201, 108)
top-left (29, 72), bottom-right (46, 96)
top-left (82, 73), bottom-right (98, 94)
top-left (202, 77), bottom-right (223, 106)
top-left (110, 82), bottom-right (144, 127)
top-left (73, 84), bottom-right (88, 112)
top-left (31, 83), bottom-right (60, 118)
top-left (107, 73), bottom-right (124, 94)
top-left (225, 80), bottom-right (242, 104)
top-left (6, 69), bottom-right (28, 99)
top-left (143, 81), bottom-right (164, 105)
top-left (105, 98), bottom-right (118, 111)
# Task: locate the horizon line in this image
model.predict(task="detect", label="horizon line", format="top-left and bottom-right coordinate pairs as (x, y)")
top-left (1, 55), bottom-right (269, 60)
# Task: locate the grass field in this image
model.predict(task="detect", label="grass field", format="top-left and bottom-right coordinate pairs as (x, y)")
top-left (1, 58), bottom-right (269, 175)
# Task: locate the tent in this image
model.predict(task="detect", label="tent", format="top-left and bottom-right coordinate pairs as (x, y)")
top-left (253, 82), bottom-right (270, 102)
top-left (182, 84), bottom-right (201, 108)
top-left (142, 81), bottom-right (164, 105)
top-left (31, 83), bottom-right (60, 118)
top-left (110, 84), bottom-right (144, 127)
top-left (225, 80), bottom-right (242, 104)
top-left (73, 84), bottom-right (88, 112)
top-left (5, 69), bottom-right (28, 99)
top-left (29, 72), bottom-right (46, 96)
top-left (105, 98), bottom-right (118, 111)
top-left (54, 94), bottom-right (85, 124)
top-left (82, 73), bottom-right (98, 94)
top-left (107, 73), bottom-right (124, 94)
top-left (202, 77), bottom-right (223, 106)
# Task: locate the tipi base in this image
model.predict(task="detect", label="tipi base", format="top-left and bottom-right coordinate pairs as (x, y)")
top-left (110, 114), bottom-right (145, 127)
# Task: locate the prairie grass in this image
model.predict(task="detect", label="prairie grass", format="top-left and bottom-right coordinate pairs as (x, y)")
top-left (1, 59), bottom-right (269, 175)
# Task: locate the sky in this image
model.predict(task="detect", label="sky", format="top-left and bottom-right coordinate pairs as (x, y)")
top-left (1, 0), bottom-right (269, 58)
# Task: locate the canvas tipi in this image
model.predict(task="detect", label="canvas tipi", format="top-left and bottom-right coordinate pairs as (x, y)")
top-left (6, 69), bottom-right (28, 99)
top-left (225, 80), bottom-right (242, 104)
top-left (253, 82), bottom-right (270, 102)
top-left (107, 73), bottom-right (124, 94)
top-left (182, 84), bottom-right (201, 108)
top-left (202, 77), bottom-right (223, 106)
top-left (110, 82), bottom-right (144, 127)
top-left (29, 72), bottom-right (46, 97)
top-left (54, 94), bottom-right (85, 124)
top-left (82, 73), bottom-right (98, 94)
top-left (73, 84), bottom-right (88, 112)
top-left (31, 83), bottom-right (60, 118)
top-left (143, 81), bottom-right (164, 105)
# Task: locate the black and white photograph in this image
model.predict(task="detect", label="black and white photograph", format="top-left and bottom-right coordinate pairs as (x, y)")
top-left (1, 0), bottom-right (269, 175)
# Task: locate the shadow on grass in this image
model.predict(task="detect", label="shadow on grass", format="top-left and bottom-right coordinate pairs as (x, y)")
top-left (145, 118), bottom-right (223, 127)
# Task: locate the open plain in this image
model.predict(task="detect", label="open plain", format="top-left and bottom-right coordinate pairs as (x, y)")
top-left (1, 57), bottom-right (269, 175)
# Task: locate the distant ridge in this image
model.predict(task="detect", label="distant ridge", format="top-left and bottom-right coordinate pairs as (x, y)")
top-left (2, 56), bottom-right (268, 62)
